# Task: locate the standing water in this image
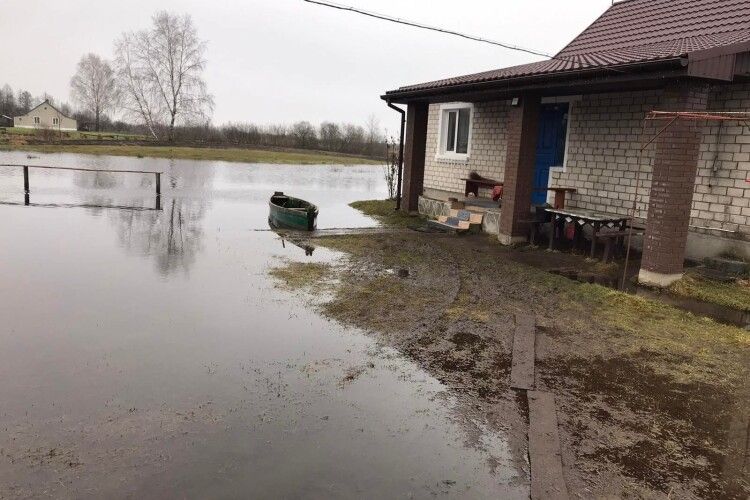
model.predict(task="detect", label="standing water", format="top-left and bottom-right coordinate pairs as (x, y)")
top-left (0, 152), bottom-right (526, 499)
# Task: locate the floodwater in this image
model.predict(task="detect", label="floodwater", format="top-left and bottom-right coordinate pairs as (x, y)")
top-left (0, 152), bottom-right (526, 499)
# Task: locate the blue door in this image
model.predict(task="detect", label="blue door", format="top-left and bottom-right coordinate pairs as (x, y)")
top-left (532, 103), bottom-right (569, 205)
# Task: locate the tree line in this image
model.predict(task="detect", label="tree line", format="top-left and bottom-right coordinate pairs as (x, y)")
top-left (172, 118), bottom-right (386, 157)
top-left (1, 10), bottom-right (388, 158)
top-left (1, 79), bottom-right (386, 157)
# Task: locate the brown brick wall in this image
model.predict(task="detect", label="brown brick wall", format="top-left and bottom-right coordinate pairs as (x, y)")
top-left (402, 102), bottom-right (429, 213)
top-left (499, 95), bottom-right (541, 239)
top-left (641, 83), bottom-right (709, 276)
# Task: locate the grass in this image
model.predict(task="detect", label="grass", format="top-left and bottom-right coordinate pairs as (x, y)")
top-left (349, 199), bottom-right (425, 227)
top-left (669, 272), bottom-right (750, 312)
top-left (268, 261), bottom-right (331, 290)
top-left (0, 144), bottom-right (381, 165)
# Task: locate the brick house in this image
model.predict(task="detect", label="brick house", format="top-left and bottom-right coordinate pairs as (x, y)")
top-left (383, 0), bottom-right (750, 287)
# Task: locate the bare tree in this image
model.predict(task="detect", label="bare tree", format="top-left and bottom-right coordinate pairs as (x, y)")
top-left (17, 90), bottom-right (32, 114)
top-left (70, 53), bottom-right (119, 131)
top-left (0, 84), bottom-right (15, 118)
top-left (319, 122), bottom-right (342, 151)
top-left (114, 11), bottom-right (213, 141)
top-left (115, 32), bottom-right (163, 139)
top-left (291, 121), bottom-right (317, 148)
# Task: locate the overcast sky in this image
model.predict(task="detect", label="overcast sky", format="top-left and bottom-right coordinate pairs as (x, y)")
top-left (1, 0), bottom-right (613, 132)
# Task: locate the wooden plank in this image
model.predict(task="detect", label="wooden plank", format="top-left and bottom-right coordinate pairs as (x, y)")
top-left (528, 391), bottom-right (570, 500)
top-left (510, 314), bottom-right (536, 390)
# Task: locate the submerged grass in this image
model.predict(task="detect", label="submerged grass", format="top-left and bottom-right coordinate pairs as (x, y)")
top-left (669, 272), bottom-right (750, 312)
top-left (349, 199), bottom-right (425, 228)
top-left (0, 144), bottom-right (380, 165)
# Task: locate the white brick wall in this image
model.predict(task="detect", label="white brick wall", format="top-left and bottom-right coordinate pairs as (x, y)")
top-left (421, 87), bottom-right (750, 238)
top-left (423, 101), bottom-right (510, 195)
top-left (551, 90), bottom-right (660, 219)
top-left (551, 86), bottom-right (750, 236)
top-left (692, 84), bottom-right (750, 234)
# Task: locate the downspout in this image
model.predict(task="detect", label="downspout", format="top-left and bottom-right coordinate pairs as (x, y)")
top-left (387, 101), bottom-right (406, 210)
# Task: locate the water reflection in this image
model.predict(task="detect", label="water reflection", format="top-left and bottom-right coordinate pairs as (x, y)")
top-left (74, 170), bottom-right (121, 189)
top-left (278, 234), bottom-right (315, 256)
top-left (110, 197), bottom-right (206, 276)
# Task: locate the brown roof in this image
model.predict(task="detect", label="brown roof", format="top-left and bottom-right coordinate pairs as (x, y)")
top-left (387, 0), bottom-right (750, 95)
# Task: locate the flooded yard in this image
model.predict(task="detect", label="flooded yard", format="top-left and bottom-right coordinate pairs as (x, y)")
top-left (0, 152), bottom-right (526, 499)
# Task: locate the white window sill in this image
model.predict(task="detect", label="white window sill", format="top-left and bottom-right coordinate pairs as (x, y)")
top-left (435, 154), bottom-right (470, 163)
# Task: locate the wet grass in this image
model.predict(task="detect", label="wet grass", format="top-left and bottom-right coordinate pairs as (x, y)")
top-left (349, 199), bottom-right (425, 227)
top-left (0, 144), bottom-right (380, 165)
top-left (323, 275), bottom-right (438, 331)
top-left (669, 272), bottom-right (750, 312)
top-left (268, 261), bottom-right (331, 290)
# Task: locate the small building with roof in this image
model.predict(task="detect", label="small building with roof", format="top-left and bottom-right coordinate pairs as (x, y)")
top-left (14, 100), bottom-right (77, 131)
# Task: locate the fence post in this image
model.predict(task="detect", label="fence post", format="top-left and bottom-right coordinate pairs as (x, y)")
top-left (23, 166), bottom-right (29, 205)
top-left (155, 172), bottom-right (161, 197)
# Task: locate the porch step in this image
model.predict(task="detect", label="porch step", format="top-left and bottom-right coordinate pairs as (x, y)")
top-left (430, 209), bottom-right (484, 234)
top-left (427, 219), bottom-right (471, 234)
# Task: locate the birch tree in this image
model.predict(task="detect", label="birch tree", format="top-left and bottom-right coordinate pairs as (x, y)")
top-left (114, 11), bottom-right (213, 141)
top-left (70, 54), bottom-right (118, 131)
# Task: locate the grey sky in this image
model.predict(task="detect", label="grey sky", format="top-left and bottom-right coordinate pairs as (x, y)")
top-left (1, 0), bottom-right (612, 132)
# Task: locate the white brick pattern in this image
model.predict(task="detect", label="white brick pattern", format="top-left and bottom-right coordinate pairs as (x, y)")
top-left (420, 87), bottom-right (750, 238)
top-left (423, 101), bottom-right (510, 195)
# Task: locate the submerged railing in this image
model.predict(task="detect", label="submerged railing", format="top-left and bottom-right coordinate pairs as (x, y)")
top-left (0, 163), bottom-right (163, 210)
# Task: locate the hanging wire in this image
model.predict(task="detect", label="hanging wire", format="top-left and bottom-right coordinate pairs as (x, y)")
top-left (302, 0), bottom-right (629, 74)
top-left (302, 0), bottom-right (555, 58)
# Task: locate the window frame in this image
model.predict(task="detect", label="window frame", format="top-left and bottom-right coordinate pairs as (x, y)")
top-left (436, 102), bottom-right (474, 161)
top-left (52, 117), bottom-right (59, 126)
top-left (33, 116), bottom-right (40, 125)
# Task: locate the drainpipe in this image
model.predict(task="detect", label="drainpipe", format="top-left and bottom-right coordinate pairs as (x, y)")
top-left (387, 101), bottom-right (406, 210)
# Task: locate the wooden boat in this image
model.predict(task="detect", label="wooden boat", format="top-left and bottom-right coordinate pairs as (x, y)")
top-left (268, 192), bottom-right (318, 231)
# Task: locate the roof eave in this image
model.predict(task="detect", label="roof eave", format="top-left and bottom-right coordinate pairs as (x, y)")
top-left (381, 58), bottom-right (687, 103)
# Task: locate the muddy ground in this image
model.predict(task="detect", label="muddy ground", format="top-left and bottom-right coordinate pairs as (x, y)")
top-left (272, 231), bottom-right (750, 499)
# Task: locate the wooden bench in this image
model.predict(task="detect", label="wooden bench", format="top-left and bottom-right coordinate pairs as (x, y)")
top-left (461, 174), bottom-right (503, 197)
top-left (596, 227), bottom-right (644, 262)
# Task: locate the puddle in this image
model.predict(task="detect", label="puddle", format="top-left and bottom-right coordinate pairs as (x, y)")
top-left (635, 286), bottom-right (750, 329)
top-left (0, 152), bottom-right (525, 498)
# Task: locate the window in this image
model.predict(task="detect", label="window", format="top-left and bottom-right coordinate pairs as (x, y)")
top-left (53, 117), bottom-right (59, 125)
top-left (33, 116), bottom-right (40, 124)
top-left (437, 103), bottom-right (473, 160)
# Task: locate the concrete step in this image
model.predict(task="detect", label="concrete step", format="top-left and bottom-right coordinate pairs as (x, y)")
top-left (427, 219), bottom-right (472, 234)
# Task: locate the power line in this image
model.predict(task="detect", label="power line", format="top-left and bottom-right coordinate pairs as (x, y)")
top-left (302, 0), bottom-right (554, 59)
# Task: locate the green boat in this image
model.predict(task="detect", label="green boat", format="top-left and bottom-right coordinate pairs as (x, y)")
top-left (268, 192), bottom-right (318, 231)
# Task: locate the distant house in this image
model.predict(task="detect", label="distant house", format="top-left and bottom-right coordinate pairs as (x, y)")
top-left (14, 100), bottom-right (77, 131)
top-left (383, 0), bottom-right (750, 287)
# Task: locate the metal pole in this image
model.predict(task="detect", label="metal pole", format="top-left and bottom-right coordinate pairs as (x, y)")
top-left (387, 101), bottom-right (406, 210)
top-left (155, 172), bottom-right (161, 197)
